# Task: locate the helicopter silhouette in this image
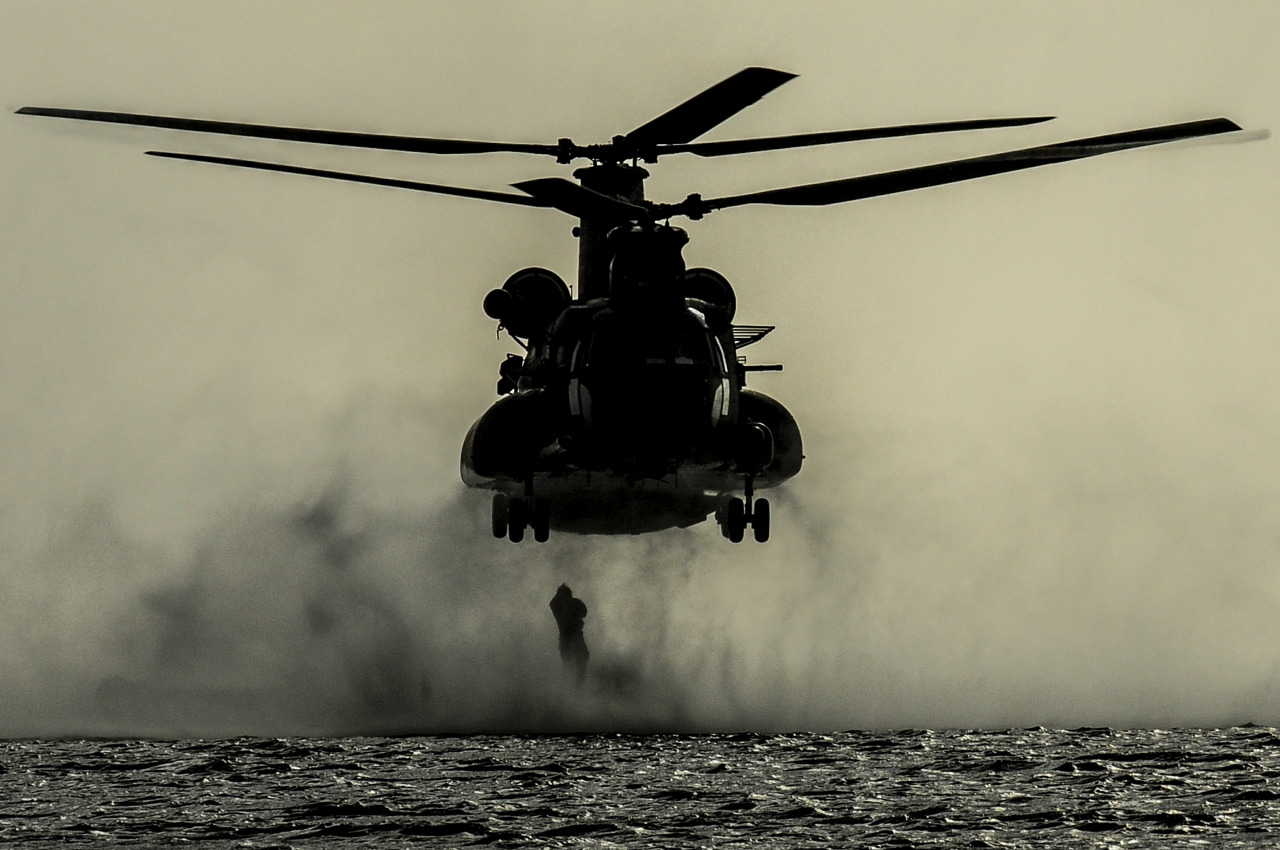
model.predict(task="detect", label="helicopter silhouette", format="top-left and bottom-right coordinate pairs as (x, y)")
top-left (18, 68), bottom-right (1241, 543)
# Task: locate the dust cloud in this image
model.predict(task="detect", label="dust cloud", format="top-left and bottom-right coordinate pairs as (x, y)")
top-left (2, 486), bottom-right (695, 737)
top-left (5, 239), bottom-right (1280, 735)
top-left (0, 406), bottom-right (846, 737)
top-left (8, 414), bottom-right (1280, 738)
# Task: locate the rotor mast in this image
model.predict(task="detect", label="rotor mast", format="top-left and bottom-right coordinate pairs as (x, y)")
top-left (573, 163), bottom-right (648, 301)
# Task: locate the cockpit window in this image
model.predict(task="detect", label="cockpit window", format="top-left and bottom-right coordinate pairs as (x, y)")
top-left (711, 336), bottom-right (728, 375)
top-left (584, 316), bottom-right (712, 372)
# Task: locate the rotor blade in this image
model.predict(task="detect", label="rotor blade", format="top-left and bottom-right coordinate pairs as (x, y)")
top-left (145, 151), bottom-right (551, 207)
top-left (624, 67), bottom-right (796, 148)
top-left (511, 177), bottom-right (651, 220)
top-left (660, 116), bottom-right (1055, 157)
top-left (17, 106), bottom-right (563, 157)
top-left (692, 118), bottom-right (1243, 213)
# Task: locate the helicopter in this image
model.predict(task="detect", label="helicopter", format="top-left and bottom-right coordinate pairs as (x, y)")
top-left (18, 68), bottom-right (1242, 543)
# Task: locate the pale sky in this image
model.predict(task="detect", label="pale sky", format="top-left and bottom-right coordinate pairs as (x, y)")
top-left (2, 2), bottom-right (1278, 734)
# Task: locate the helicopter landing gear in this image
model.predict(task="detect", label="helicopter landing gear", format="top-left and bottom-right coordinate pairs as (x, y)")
top-left (531, 499), bottom-right (551, 543)
top-left (492, 489), bottom-right (551, 543)
top-left (507, 497), bottom-right (527, 542)
top-left (491, 492), bottom-right (509, 538)
top-left (720, 477), bottom-right (771, 543)
top-left (725, 497), bottom-right (746, 542)
top-left (752, 497), bottom-right (770, 543)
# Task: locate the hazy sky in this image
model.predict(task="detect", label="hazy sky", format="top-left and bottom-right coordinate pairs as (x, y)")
top-left (2, 2), bottom-right (1279, 734)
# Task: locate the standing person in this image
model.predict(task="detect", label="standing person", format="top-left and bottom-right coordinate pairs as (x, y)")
top-left (549, 584), bottom-right (589, 683)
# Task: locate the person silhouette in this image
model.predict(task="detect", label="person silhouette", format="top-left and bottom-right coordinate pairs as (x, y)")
top-left (549, 584), bottom-right (589, 683)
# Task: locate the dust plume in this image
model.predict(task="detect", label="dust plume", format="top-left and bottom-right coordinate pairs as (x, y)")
top-left (4, 375), bottom-right (1280, 736)
top-left (0, 410), bottom-right (827, 737)
top-left (3, 489), bottom-right (680, 736)
top-left (6, 230), bottom-right (1280, 736)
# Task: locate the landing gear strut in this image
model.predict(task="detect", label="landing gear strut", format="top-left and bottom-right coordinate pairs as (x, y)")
top-left (492, 486), bottom-right (551, 543)
top-left (720, 476), bottom-right (770, 543)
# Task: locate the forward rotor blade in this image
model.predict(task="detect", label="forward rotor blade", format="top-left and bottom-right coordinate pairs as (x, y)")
top-left (692, 118), bottom-right (1243, 213)
top-left (662, 116), bottom-right (1055, 157)
top-left (624, 67), bottom-right (796, 148)
top-left (511, 177), bottom-right (651, 220)
top-left (17, 106), bottom-right (563, 157)
top-left (145, 151), bottom-right (551, 207)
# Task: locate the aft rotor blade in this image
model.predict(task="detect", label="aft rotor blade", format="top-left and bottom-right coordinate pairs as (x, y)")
top-left (693, 118), bottom-right (1243, 213)
top-left (624, 67), bottom-right (796, 147)
top-left (662, 116), bottom-right (1055, 157)
top-left (145, 151), bottom-right (551, 207)
top-left (17, 106), bottom-right (563, 157)
top-left (511, 177), bottom-right (651, 220)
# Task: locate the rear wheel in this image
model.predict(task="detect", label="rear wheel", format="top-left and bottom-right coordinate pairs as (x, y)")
top-left (752, 498), bottom-right (770, 543)
top-left (727, 498), bottom-right (746, 543)
top-left (507, 497), bottom-right (527, 543)
top-left (491, 493), bottom-right (509, 538)
top-left (532, 500), bottom-right (551, 543)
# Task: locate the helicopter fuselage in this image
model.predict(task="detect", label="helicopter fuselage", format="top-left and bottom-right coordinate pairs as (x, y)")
top-left (461, 220), bottom-right (802, 540)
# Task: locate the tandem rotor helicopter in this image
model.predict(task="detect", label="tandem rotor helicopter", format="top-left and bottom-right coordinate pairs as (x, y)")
top-left (19, 68), bottom-right (1244, 543)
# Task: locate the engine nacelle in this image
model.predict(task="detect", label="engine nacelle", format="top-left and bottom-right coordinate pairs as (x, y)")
top-left (483, 267), bottom-right (570, 339)
top-left (737, 420), bottom-right (775, 472)
top-left (684, 267), bottom-right (736, 321)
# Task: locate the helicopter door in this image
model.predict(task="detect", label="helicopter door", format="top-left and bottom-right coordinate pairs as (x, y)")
top-left (710, 335), bottom-right (731, 425)
top-left (567, 340), bottom-right (592, 423)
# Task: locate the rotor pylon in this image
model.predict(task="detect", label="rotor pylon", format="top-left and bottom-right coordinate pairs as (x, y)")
top-left (573, 163), bottom-right (648, 300)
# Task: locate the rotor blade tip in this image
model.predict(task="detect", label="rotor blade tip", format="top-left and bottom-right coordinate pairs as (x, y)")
top-left (1209, 125), bottom-right (1267, 144)
top-left (745, 67), bottom-right (799, 87)
top-left (510, 179), bottom-right (544, 196)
